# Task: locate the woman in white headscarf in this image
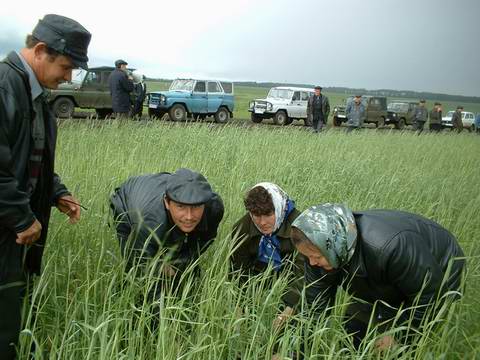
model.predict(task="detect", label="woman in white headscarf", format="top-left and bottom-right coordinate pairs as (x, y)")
top-left (231, 182), bottom-right (303, 328)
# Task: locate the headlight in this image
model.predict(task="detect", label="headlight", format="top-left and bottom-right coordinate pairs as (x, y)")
top-left (249, 101), bottom-right (254, 109)
top-left (266, 102), bottom-right (273, 111)
top-left (334, 107), bottom-right (338, 112)
top-left (160, 95), bottom-right (166, 103)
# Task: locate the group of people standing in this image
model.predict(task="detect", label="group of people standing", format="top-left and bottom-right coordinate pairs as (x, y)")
top-left (108, 59), bottom-right (147, 118)
top-left (412, 100), bottom-right (464, 133)
top-left (0, 13), bottom-right (468, 360)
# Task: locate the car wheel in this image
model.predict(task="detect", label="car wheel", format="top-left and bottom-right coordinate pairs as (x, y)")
top-left (333, 117), bottom-right (342, 127)
top-left (52, 97), bottom-right (74, 118)
top-left (273, 110), bottom-right (289, 126)
top-left (285, 117), bottom-right (294, 125)
top-left (471, 124), bottom-right (476, 132)
top-left (214, 107), bottom-right (230, 123)
top-left (395, 118), bottom-right (406, 130)
top-left (251, 113), bottom-right (263, 123)
top-left (304, 117), bottom-right (312, 127)
top-left (168, 104), bottom-right (187, 121)
top-left (376, 117), bottom-right (385, 128)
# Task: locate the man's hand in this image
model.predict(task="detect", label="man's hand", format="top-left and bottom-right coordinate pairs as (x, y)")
top-left (273, 306), bottom-right (294, 331)
top-left (374, 335), bottom-right (396, 351)
top-left (16, 219), bottom-right (42, 245)
top-left (57, 195), bottom-right (81, 223)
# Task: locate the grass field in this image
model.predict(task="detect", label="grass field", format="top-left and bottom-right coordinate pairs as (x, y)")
top-left (145, 81), bottom-right (480, 122)
top-left (17, 120), bottom-right (480, 359)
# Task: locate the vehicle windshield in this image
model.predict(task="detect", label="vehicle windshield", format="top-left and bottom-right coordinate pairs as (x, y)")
top-left (446, 111), bottom-right (454, 117)
top-left (267, 88), bottom-right (293, 99)
top-left (388, 103), bottom-right (409, 112)
top-left (169, 79), bottom-right (195, 91)
top-left (71, 69), bottom-right (86, 85)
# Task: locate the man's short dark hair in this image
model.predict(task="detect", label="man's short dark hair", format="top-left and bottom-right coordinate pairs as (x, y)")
top-left (25, 34), bottom-right (60, 58)
top-left (457, 106), bottom-right (464, 110)
top-left (419, 99), bottom-right (426, 103)
top-left (244, 186), bottom-right (274, 216)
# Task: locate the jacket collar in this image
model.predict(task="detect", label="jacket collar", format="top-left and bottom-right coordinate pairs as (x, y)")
top-left (16, 52), bottom-right (44, 101)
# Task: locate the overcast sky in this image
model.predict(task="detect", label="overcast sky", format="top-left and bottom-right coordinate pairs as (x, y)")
top-left (1, 0), bottom-right (479, 96)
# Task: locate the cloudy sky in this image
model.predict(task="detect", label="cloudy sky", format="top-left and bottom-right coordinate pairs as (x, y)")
top-left (1, 0), bottom-right (479, 96)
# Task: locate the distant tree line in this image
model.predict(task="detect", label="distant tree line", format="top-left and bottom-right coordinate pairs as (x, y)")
top-left (146, 78), bottom-right (479, 104)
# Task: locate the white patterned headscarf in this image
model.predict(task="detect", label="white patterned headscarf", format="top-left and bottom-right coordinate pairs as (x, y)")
top-left (251, 182), bottom-right (289, 234)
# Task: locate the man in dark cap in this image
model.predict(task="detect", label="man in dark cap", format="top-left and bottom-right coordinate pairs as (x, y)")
top-left (429, 102), bottom-right (443, 132)
top-left (290, 204), bottom-right (465, 352)
top-left (451, 106), bottom-right (464, 133)
top-left (0, 14), bottom-right (91, 359)
top-left (110, 169), bottom-right (224, 292)
top-left (307, 86), bottom-right (330, 133)
top-left (412, 99), bottom-right (428, 133)
top-left (345, 95), bottom-right (365, 132)
top-left (108, 59), bottom-right (134, 118)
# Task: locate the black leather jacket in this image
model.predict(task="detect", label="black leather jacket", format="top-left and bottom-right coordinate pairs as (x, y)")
top-left (305, 210), bottom-right (465, 328)
top-left (0, 52), bottom-right (69, 274)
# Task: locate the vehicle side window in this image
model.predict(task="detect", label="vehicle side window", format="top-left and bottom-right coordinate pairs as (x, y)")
top-left (292, 91), bottom-right (300, 101)
top-left (301, 92), bottom-right (309, 101)
top-left (208, 82), bottom-right (222, 93)
top-left (194, 81), bottom-right (206, 92)
top-left (221, 82), bottom-right (233, 94)
top-left (84, 71), bottom-right (100, 85)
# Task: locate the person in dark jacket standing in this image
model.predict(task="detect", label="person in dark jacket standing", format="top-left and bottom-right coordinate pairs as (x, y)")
top-left (110, 169), bottom-right (224, 295)
top-left (0, 14), bottom-right (90, 359)
top-left (451, 106), bottom-right (464, 133)
top-left (412, 99), bottom-right (429, 133)
top-left (307, 86), bottom-right (330, 133)
top-left (108, 59), bottom-right (134, 117)
top-left (429, 102), bottom-right (443, 132)
top-left (290, 204), bottom-right (465, 351)
top-left (131, 72), bottom-right (147, 118)
top-left (231, 183), bottom-right (303, 329)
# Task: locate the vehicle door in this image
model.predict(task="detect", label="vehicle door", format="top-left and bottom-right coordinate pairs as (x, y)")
top-left (207, 81), bottom-right (223, 113)
top-left (190, 81), bottom-right (208, 113)
top-left (368, 98), bottom-right (382, 122)
top-left (97, 70), bottom-right (113, 108)
top-left (297, 91), bottom-right (311, 118)
top-left (76, 70), bottom-right (103, 107)
top-left (289, 91), bottom-right (302, 117)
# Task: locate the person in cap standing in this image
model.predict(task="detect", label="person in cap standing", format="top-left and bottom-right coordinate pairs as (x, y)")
top-left (429, 102), bottom-right (443, 132)
top-left (110, 169), bottom-right (224, 296)
top-left (0, 14), bottom-right (91, 359)
top-left (290, 204), bottom-right (465, 352)
top-left (108, 59), bottom-right (134, 118)
top-left (451, 106), bottom-right (464, 133)
top-left (412, 99), bottom-right (428, 133)
top-left (345, 95), bottom-right (366, 132)
top-left (307, 86), bottom-right (330, 133)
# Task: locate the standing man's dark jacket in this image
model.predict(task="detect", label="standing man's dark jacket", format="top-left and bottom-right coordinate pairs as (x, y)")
top-left (0, 52), bottom-right (70, 358)
top-left (429, 109), bottom-right (442, 124)
top-left (451, 111), bottom-right (463, 132)
top-left (108, 68), bottom-right (134, 114)
top-left (110, 173), bottom-right (224, 272)
top-left (305, 210), bottom-right (465, 329)
top-left (231, 209), bottom-right (303, 307)
top-left (307, 95), bottom-right (330, 125)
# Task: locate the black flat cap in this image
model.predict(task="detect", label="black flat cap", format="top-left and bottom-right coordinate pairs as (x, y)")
top-left (166, 169), bottom-right (214, 205)
top-left (32, 14), bottom-right (91, 70)
top-left (419, 99), bottom-right (426, 103)
top-left (115, 59), bottom-right (128, 67)
top-left (314, 86), bottom-right (322, 90)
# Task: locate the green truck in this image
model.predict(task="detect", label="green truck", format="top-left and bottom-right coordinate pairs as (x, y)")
top-left (48, 66), bottom-right (115, 118)
top-left (333, 96), bottom-right (388, 127)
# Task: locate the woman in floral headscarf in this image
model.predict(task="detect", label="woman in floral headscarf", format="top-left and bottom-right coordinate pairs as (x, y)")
top-left (291, 203), bottom-right (465, 351)
top-left (231, 182), bottom-right (303, 327)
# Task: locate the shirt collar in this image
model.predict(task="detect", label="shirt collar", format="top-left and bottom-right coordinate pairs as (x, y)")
top-left (17, 52), bottom-right (45, 101)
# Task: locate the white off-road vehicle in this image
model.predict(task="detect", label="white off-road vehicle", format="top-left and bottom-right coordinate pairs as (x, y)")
top-left (248, 86), bottom-right (314, 126)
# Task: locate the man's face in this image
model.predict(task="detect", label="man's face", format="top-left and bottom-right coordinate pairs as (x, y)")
top-left (296, 241), bottom-right (333, 271)
top-left (32, 43), bottom-right (75, 89)
top-left (354, 96), bottom-right (361, 104)
top-left (251, 212), bottom-right (276, 235)
top-left (120, 64), bottom-right (128, 71)
top-left (164, 198), bottom-right (205, 233)
top-left (419, 102), bottom-right (425, 107)
top-left (314, 89), bottom-right (321, 96)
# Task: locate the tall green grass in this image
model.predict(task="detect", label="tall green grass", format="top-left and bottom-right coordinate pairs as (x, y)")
top-left (18, 121), bottom-right (480, 359)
